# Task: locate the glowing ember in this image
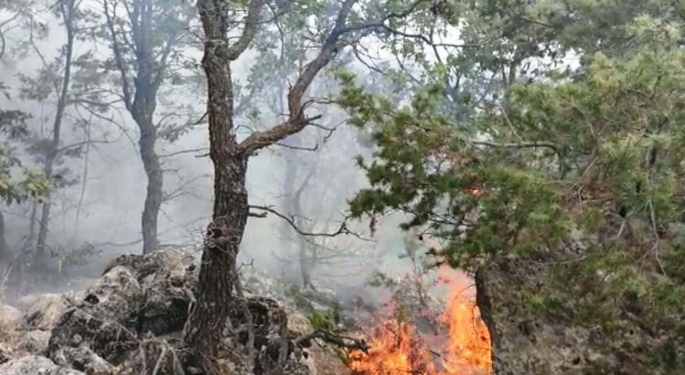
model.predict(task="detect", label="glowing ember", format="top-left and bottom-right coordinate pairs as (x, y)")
top-left (463, 187), bottom-right (483, 197)
top-left (348, 268), bottom-right (492, 375)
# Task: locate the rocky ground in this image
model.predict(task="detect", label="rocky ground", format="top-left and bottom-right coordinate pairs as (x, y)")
top-left (0, 246), bottom-right (355, 375)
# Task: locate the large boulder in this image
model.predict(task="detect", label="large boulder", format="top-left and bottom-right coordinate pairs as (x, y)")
top-left (51, 347), bottom-right (117, 375)
top-left (47, 265), bottom-right (142, 367)
top-left (0, 355), bottom-right (85, 375)
top-left (41, 247), bottom-right (350, 375)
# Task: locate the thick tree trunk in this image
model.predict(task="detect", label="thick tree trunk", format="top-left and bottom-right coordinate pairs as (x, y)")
top-left (184, 2), bottom-right (248, 368)
top-left (184, 153), bottom-right (249, 370)
top-left (138, 119), bottom-right (162, 254)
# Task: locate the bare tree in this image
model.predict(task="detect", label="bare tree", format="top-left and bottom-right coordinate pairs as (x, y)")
top-left (184, 0), bottom-right (425, 371)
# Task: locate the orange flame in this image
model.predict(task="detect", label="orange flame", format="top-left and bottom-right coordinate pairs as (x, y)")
top-left (348, 268), bottom-right (492, 375)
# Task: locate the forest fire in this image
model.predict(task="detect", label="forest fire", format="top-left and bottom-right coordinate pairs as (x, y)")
top-left (347, 268), bottom-right (492, 375)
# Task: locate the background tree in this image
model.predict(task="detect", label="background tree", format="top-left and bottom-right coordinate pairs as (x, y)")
top-left (0, 109), bottom-right (50, 283)
top-left (102, 0), bottom-right (198, 254)
top-left (28, 0), bottom-right (80, 268)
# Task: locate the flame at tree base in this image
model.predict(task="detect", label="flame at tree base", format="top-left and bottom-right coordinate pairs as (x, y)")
top-left (347, 267), bottom-right (492, 375)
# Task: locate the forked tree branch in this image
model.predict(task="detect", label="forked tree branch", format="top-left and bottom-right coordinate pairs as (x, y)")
top-left (237, 0), bottom-right (428, 155)
top-left (237, 0), bottom-right (357, 155)
top-left (249, 204), bottom-right (370, 241)
top-left (294, 328), bottom-right (370, 353)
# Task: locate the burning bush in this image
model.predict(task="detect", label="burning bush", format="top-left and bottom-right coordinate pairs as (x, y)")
top-left (346, 265), bottom-right (492, 375)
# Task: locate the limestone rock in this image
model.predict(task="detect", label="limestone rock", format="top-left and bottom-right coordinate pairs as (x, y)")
top-left (15, 247), bottom-right (352, 375)
top-left (51, 346), bottom-right (117, 375)
top-left (0, 305), bottom-right (21, 326)
top-left (0, 355), bottom-right (85, 375)
top-left (19, 293), bottom-right (75, 331)
top-left (47, 266), bottom-right (142, 365)
top-left (18, 330), bottom-right (51, 355)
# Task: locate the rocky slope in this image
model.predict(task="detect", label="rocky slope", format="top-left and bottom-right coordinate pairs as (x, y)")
top-left (0, 246), bottom-right (352, 375)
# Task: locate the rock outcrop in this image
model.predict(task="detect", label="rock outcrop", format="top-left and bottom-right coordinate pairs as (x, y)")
top-left (0, 246), bottom-right (352, 375)
top-left (0, 355), bottom-right (85, 375)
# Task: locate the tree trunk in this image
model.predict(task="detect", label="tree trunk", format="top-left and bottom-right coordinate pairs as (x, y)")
top-left (184, 1), bottom-right (248, 367)
top-left (129, 0), bottom-right (163, 255)
top-left (475, 267), bottom-right (497, 374)
top-left (25, 202), bottom-right (38, 251)
top-left (35, 0), bottom-right (76, 270)
top-left (186, 0), bottom-right (356, 370)
top-left (184, 153), bottom-right (248, 370)
top-left (279, 133), bottom-right (299, 281)
top-left (298, 235), bottom-right (312, 288)
top-left (138, 118), bottom-right (163, 254)
top-left (73, 120), bottom-right (91, 244)
top-left (0, 211), bottom-right (9, 281)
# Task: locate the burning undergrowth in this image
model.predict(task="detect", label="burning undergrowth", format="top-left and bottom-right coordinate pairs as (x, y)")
top-left (345, 238), bottom-right (492, 375)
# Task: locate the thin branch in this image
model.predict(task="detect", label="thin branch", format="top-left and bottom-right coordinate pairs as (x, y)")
top-left (294, 328), bottom-right (370, 353)
top-left (159, 147), bottom-right (208, 158)
top-left (54, 139), bottom-right (110, 154)
top-left (472, 140), bottom-right (558, 152)
top-left (249, 205), bottom-right (369, 240)
top-left (274, 142), bottom-right (319, 152)
top-left (94, 238), bottom-right (143, 247)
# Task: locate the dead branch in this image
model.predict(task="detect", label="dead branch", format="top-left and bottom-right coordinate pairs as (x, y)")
top-left (248, 205), bottom-right (370, 241)
top-left (472, 140), bottom-right (558, 152)
top-left (274, 142), bottom-right (319, 152)
top-left (294, 328), bottom-right (370, 353)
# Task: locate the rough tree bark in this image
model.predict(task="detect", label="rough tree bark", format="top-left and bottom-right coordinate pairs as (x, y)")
top-left (185, 0), bottom-right (361, 371)
top-left (182, 0), bottom-right (257, 368)
top-left (35, 0), bottom-right (77, 269)
top-left (475, 267), bottom-right (497, 374)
